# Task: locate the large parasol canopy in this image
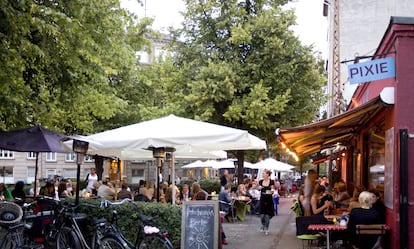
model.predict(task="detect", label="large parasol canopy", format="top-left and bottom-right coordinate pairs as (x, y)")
top-left (0, 125), bottom-right (67, 196)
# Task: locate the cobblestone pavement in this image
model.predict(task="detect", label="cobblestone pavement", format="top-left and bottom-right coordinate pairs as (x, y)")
top-left (222, 195), bottom-right (301, 249)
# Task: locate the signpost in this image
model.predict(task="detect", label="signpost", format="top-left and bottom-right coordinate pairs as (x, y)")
top-left (181, 201), bottom-right (220, 249)
top-left (348, 57), bottom-right (395, 84)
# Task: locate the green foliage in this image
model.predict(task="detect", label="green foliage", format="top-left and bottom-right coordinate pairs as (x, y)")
top-left (0, 0), bottom-right (152, 133)
top-left (77, 199), bottom-right (182, 248)
top-left (142, 0), bottom-right (327, 156)
top-left (178, 179), bottom-right (221, 194)
top-left (199, 178), bottom-right (221, 193)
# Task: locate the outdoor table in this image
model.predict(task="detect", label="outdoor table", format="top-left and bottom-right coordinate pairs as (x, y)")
top-left (308, 224), bottom-right (347, 249)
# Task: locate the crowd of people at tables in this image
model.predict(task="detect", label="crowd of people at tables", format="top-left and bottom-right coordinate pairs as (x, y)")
top-left (1, 167), bottom-right (290, 246)
top-left (294, 169), bottom-right (386, 248)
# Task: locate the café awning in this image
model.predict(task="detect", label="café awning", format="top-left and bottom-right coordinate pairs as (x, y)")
top-left (278, 95), bottom-right (393, 158)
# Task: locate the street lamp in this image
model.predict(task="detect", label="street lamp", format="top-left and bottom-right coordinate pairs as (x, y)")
top-left (73, 139), bottom-right (89, 205)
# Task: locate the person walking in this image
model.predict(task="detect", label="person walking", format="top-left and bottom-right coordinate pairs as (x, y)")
top-left (258, 170), bottom-right (276, 235)
top-left (220, 169), bottom-right (231, 192)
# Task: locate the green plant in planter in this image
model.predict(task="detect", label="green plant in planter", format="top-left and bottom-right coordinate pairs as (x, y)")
top-left (199, 178), bottom-right (221, 193)
top-left (77, 199), bottom-right (182, 248)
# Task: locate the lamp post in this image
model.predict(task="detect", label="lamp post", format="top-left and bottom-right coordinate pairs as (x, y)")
top-left (73, 139), bottom-right (89, 205)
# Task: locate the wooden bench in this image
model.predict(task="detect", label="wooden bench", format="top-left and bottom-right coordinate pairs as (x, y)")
top-left (355, 224), bottom-right (389, 249)
top-left (355, 224), bottom-right (388, 235)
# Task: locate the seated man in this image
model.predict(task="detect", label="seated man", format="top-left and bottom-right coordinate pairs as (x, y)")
top-left (347, 191), bottom-right (381, 249)
top-left (219, 183), bottom-right (237, 222)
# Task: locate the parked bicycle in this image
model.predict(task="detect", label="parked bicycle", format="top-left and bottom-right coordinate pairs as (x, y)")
top-left (92, 198), bottom-right (174, 249)
top-left (50, 199), bottom-right (130, 249)
top-left (0, 201), bottom-right (44, 249)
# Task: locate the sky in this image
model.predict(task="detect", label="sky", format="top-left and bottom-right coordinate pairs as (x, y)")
top-left (121, 0), bottom-right (328, 58)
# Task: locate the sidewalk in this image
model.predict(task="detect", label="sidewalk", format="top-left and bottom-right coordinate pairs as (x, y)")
top-left (222, 195), bottom-right (301, 249)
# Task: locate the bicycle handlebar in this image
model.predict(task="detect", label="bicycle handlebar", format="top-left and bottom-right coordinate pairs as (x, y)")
top-left (99, 198), bottom-right (136, 208)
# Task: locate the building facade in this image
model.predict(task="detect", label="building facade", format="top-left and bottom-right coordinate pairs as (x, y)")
top-left (279, 17), bottom-right (414, 249)
top-left (0, 151), bottom-right (95, 184)
top-left (324, 0), bottom-right (414, 117)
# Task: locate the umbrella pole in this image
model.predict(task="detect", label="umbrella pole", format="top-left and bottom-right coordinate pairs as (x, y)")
top-left (34, 152), bottom-right (39, 197)
top-left (171, 153), bottom-right (176, 205)
top-left (156, 157), bottom-right (162, 202)
top-left (75, 158), bottom-right (81, 205)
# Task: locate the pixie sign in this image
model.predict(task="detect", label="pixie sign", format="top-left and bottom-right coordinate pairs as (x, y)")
top-left (348, 57), bottom-right (395, 84)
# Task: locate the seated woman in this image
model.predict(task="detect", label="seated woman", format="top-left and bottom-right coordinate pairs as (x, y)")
top-left (164, 185), bottom-right (181, 204)
top-left (334, 181), bottom-right (351, 209)
top-left (348, 185), bottom-right (365, 211)
top-left (234, 184), bottom-right (251, 220)
top-left (347, 191), bottom-right (381, 249)
top-left (311, 184), bottom-right (333, 216)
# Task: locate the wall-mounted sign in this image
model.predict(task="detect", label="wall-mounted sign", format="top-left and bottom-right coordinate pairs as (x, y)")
top-left (348, 57), bottom-right (395, 84)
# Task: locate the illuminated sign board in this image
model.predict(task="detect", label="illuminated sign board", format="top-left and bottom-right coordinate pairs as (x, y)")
top-left (348, 57), bottom-right (395, 84)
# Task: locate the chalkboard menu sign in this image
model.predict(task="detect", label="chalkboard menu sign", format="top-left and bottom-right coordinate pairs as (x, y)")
top-left (181, 200), bottom-right (220, 249)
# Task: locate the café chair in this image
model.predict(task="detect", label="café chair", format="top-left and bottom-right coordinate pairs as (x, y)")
top-left (219, 200), bottom-right (236, 222)
top-left (296, 216), bottom-right (329, 249)
top-left (355, 224), bottom-right (388, 249)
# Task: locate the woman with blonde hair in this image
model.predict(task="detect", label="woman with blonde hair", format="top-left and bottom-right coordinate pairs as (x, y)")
top-left (303, 169), bottom-right (318, 216)
top-left (258, 170), bottom-right (276, 235)
top-left (347, 191), bottom-right (381, 248)
top-left (334, 181), bottom-right (350, 209)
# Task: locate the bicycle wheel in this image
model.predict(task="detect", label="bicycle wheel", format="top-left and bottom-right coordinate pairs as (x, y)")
top-left (98, 235), bottom-right (128, 249)
top-left (55, 227), bottom-right (82, 249)
top-left (0, 233), bottom-right (17, 249)
top-left (138, 234), bottom-right (173, 249)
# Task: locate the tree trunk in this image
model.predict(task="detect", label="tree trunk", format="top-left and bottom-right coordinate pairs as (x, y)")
top-left (236, 151), bottom-right (245, 185)
top-left (94, 155), bottom-right (104, 181)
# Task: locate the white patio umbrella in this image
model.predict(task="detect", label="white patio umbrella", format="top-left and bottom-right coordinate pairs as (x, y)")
top-left (181, 160), bottom-right (208, 169)
top-left (252, 158), bottom-right (295, 172)
top-left (211, 159), bottom-right (236, 169)
top-left (64, 135), bottom-right (228, 160)
top-left (65, 114), bottom-right (266, 157)
top-left (64, 114), bottom-right (267, 203)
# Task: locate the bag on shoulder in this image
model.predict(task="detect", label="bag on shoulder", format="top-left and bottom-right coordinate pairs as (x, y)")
top-left (291, 199), bottom-right (303, 217)
top-left (84, 173), bottom-right (89, 185)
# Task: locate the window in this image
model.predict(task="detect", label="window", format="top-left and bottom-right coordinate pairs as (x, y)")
top-left (368, 128), bottom-right (385, 189)
top-left (46, 169), bottom-right (56, 179)
top-left (46, 152), bottom-right (57, 162)
top-left (0, 150), bottom-right (14, 159)
top-left (27, 167), bottom-right (36, 178)
top-left (27, 152), bottom-right (37, 159)
top-left (63, 169), bottom-right (77, 179)
top-left (0, 166), bottom-right (14, 184)
top-left (84, 155), bottom-right (94, 163)
top-left (132, 169), bottom-right (144, 177)
top-left (65, 153), bottom-right (76, 162)
top-left (0, 166), bottom-right (13, 177)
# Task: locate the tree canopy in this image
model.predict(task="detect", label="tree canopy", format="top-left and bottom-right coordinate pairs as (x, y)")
top-left (141, 0), bottom-right (327, 154)
top-left (0, 0), bottom-right (152, 133)
top-left (0, 0), bottom-right (327, 170)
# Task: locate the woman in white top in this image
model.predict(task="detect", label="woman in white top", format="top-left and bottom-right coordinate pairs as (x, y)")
top-left (85, 168), bottom-right (98, 194)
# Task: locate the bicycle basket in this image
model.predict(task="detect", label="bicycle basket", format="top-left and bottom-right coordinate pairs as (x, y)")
top-left (0, 201), bottom-right (23, 226)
